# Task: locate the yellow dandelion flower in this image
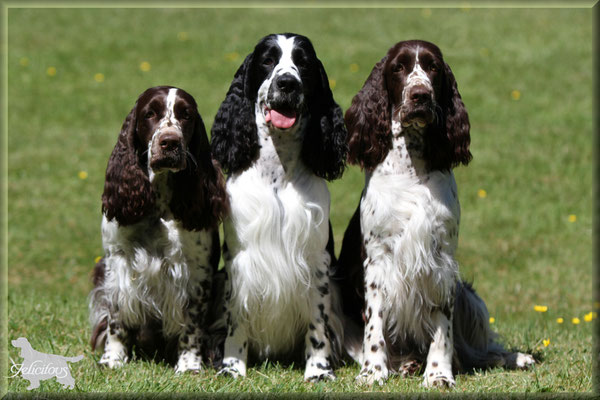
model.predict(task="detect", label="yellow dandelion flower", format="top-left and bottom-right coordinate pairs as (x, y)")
top-left (19, 57), bottom-right (29, 67)
top-left (94, 256), bottom-right (102, 264)
top-left (478, 189), bottom-right (487, 198)
top-left (542, 339), bottom-right (550, 347)
top-left (94, 73), bottom-right (105, 83)
top-left (350, 63), bottom-right (359, 73)
top-left (556, 317), bottom-right (564, 324)
top-left (46, 66), bottom-right (57, 77)
top-left (225, 52), bottom-right (239, 62)
top-left (568, 214), bottom-right (577, 223)
top-left (572, 317), bottom-right (580, 325)
top-left (584, 312), bottom-right (593, 322)
top-left (329, 79), bottom-right (336, 90)
top-left (177, 31), bottom-right (189, 41)
top-left (140, 61), bottom-right (151, 72)
top-left (78, 171), bottom-right (88, 180)
top-left (421, 8), bottom-right (432, 18)
top-left (489, 317), bottom-right (495, 324)
top-left (533, 305), bottom-right (548, 313)
top-left (511, 90), bottom-right (521, 101)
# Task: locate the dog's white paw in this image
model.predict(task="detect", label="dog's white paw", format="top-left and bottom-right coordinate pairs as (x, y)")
top-left (98, 351), bottom-right (128, 369)
top-left (515, 352), bottom-right (535, 369)
top-left (218, 366), bottom-right (244, 379)
top-left (422, 362), bottom-right (455, 389)
top-left (174, 351), bottom-right (202, 374)
top-left (355, 364), bottom-right (389, 386)
top-left (304, 358), bottom-right (336, 382)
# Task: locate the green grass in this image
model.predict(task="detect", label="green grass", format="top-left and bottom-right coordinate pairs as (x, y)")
top-left (4, 6), bottom-right (595, 394)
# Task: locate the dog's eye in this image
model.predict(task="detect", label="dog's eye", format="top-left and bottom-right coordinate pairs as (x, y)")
top-left (182, 109), bottom-right (192, 120)
top-left (429, 64), bottom-right (439, 72)
top-left (393, 63), bottom-right (404, 72)
top-left (295, 57), bottom-right (307, 68)
top-left (144, 110), bottom-right (156, 119)
top-left (263, 58), bottom-right (274, 66)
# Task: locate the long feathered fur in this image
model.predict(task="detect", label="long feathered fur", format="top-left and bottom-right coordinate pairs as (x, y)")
top-left (90, 87), bottom-right (228, 372)
top-left (212, 33), bottom-right (347, 381)
top-left (336, 41), bottom-right (533, 386)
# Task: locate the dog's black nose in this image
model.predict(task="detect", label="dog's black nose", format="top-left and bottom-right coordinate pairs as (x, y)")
top-left (276, 74), bottom-right (300, 93)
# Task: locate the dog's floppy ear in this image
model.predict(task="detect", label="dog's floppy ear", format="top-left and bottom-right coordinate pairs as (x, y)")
top-left (211, 53), bottom-right (259, 175)
top-left (427, 61), bottom-right (472, 171)
top-left (302, 59), bottom-right (348, 181)
top-left (345, 55), bottom-right (392, 172)
top-left (102, 103), bottom-right (155, 225)
top-left (171, 110), bottom-right (229, 231)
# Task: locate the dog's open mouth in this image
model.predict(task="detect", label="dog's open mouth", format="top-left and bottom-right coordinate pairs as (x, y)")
top-left (264, 107), bottom-right (297, 130)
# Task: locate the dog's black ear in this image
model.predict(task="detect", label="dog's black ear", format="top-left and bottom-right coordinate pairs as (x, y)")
top-left (102, 103), bottom-right (155, 225)
top-left (345, 54), bottom-right (392, 172)
top-left (211, 54), bottom-right (259, 175)
top-left (302, 59), bottom-right (348, 181)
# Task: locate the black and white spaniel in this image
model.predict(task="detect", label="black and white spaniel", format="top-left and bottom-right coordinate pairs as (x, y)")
top-left (335, 40), bottom-right (534, 387)
top-left (210, 33), bottom-right (347, 381)
top-left (89, 86), bottom-right (228, 373)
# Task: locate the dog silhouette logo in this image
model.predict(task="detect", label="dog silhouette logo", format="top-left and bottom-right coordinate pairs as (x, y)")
top-left (10, 337), bottom-right (84, 390)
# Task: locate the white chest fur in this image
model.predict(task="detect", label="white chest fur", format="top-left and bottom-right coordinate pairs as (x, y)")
top-left (224, 123), bottom-right (330, 355)
top-left (100, 215), bottom-right (213, 338)
top-left (360, 121), bottom-right (461, 345)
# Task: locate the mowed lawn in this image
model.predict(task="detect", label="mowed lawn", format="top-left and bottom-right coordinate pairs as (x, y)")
top-left (4, 7), bottom-right (594, 394)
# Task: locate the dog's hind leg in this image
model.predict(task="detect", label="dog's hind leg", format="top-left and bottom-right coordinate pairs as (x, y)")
top-left (453, 281), bottom-right (535, 371)
top-left (99, 316), bottom-right (130, 369)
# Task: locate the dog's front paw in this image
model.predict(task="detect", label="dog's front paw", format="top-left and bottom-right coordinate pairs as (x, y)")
top-left (218, 357), bottom-right (246, 379)
top-left (422, 363), bottom-right (455, 389)
top-left (218, 366), bottom-right (244, 379)
top-left (304, 360), bottom-right (336, 382)
top-left (98, 351), bottom-right (128, 369)
top-left (355, 363), bottom-right (389, 386)
top-left (174, 351), bottom-right (202, 374)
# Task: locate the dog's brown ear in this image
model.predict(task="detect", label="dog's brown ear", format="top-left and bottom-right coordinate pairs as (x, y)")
top-left (345, 54), bottom-right (392, 172)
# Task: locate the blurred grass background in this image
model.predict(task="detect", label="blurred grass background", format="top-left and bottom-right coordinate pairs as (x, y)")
top-left (5, 6), bottom-right (594, 393)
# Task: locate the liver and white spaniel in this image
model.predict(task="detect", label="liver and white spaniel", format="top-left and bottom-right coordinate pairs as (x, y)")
top-left (210, 33), bottom-right (348, 381)
top-left (89, 86), bottom-right (228, 373)
top-left (335, 40), bottom-right (534, 387)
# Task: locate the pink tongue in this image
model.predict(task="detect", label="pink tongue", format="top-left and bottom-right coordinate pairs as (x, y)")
top-left (266, 109), bottom-right (297, 129)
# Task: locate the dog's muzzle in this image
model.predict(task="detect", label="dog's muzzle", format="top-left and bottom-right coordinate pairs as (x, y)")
top-left (149, 130), bottom-right (187, 171)
top-left (264, 73), bottom-right (304, 130)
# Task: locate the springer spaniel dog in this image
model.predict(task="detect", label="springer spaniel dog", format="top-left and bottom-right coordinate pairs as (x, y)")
top-left (335, 40), bottom-right (535, 387)
top-left (210, 33), bottom-right (347, 381)
top-left (89, 86), bottom-right (228, 373)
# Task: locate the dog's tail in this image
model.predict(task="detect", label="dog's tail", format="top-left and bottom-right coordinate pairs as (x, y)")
top-left (89, 257), bottom-right (109, 352)
top-left (453, 280), bottom-right (534, 371)
top-left (64, 355), bottom-right (84, 363)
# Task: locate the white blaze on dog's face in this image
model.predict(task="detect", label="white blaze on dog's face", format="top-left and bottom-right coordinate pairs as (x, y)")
top-left (253, 34), bottom-right (312, 131)
top-left (132, 87), bottom-right (200, 181)
top-left (384, 42), bottom-right (444, 129)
